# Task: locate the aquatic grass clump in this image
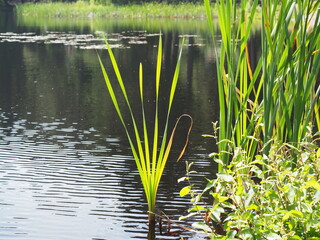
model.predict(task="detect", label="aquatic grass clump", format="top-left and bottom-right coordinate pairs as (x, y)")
top-left (99, 36), bottom-right (189, 226)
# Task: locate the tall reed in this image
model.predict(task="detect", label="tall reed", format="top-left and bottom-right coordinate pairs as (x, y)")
top-left (261, 0), bottom-right (320, 161)
top-left (205, 0), bottom-right (320, 171)
top-left (205, 0), bottom-right (262, 172)
top-left (98, 36), bottom-right (188, 226)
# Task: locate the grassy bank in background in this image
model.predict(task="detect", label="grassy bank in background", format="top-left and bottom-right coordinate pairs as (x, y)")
top-left (16, 1), bottom-right (208, 19)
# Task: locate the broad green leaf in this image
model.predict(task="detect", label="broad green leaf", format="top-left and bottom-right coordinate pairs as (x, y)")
top-left (305, 179), bottom-right (320, 191)
top-left (245, 188), bottom-right (255, 207)
top-left (204, 180), bottom-right (215, 192)
top-left (289, 210), bottom-right (303, 218)
top-left (211, 193), bottom-right (229, 203)
top-left (241, 210), bottom-right (252, 221)
top-left (289, 236), bottom-right (302, 240)
top-left (265, 232), bottom-right (282, 240)
top-left (239, 229), bottom-right (254, 239)
top-left (179, 212), bottom-right (198, 220)
top-left (287, 187), bottom-right (296, 203)
top-left (177, 177), bottom-right (188, 183)
top-left (192, 222), bottom-right (212, 233)
top-left (301, 152), bottom-right (310, 163)
top-left (314, 190), bottom-right (320, 203)
top-left (221, 201), bottom-right (237, 210)
top-left (226, 230), bottom-right (237, 239)
top-left (282, 211), bottom-right (291, 221)
top-left (248, 204), bottom-right (258, 210)
top-left (216, 173), bottom-right (235, 183)
top-left (301, 202), bottom-right (312, 213)
top-left (180, 186), bottom-right (192, 197)
top-left (188, 205), bottom-right (206, 212)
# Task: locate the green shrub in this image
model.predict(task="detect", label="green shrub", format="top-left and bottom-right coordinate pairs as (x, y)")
top-left (179, 134), bottom-right (320, 239)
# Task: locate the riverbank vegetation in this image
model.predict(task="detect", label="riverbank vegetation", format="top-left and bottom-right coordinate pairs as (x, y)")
top-left (16, 1), bottom-right (207, 18)
top-left (179, 0), bottom-right (320, 238)
top-left (15, 0), bottom-right (262, 19)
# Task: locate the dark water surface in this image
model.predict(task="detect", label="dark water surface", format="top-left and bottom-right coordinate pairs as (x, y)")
top-left (0, 11), bottom-right (260, 240)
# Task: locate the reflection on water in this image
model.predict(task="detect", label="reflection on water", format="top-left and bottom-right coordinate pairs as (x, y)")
top-left (0, 12), bottom-right (260, 240)
top-left (0, 114), bottom-right (146, 239)
top-left (0, 113), bottom-right (211, 239)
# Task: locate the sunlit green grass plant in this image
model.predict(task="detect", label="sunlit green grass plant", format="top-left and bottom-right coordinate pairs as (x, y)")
top-left (204, 0), bottom-right (263, 173)
top-left (261, 0), bottom-right (320, 163)
top-left (204, 0), bottom-right (320, 172)
top-left (98, 36), bottom-right (189, 225)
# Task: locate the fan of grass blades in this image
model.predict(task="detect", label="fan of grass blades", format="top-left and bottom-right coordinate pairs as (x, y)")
top-left (98, 36), bottom-right (191, 226)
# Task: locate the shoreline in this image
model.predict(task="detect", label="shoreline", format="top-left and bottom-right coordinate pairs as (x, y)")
top-left (16, 2), bottom-right (209, 19)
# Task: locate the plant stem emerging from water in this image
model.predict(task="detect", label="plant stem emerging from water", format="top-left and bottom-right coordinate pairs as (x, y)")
top-left (98, 35), bottom-right (189, 227)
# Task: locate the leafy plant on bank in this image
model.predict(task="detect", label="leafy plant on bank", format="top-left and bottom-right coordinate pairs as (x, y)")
top-left (180, 132), bottom-right (320, 239)
top-left (179, 0), bottom-right (320, 238)
top-left (99, 36), bottom-right (191, 227)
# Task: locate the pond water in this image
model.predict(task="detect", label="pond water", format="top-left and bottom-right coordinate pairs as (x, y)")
top-left (0, 11), bottom-right (261, 240)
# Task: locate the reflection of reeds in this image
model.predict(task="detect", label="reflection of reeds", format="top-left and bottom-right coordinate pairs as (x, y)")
top-left (205, 0), bottom-right (320, 172)
top-left (99, 36), bottom-right (187, 226)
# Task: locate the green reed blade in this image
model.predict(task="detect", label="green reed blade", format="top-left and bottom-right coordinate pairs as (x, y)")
top-left (98, 55), bottom-right (147, 188)
top-left (156, 38), bottom-right (184, 187)
top-left (139, 63), bottom-right (151, 175)
top-left (151, 36), bottom-right (162, 185)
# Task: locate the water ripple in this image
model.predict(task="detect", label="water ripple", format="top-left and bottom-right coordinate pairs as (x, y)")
top-left (0, 115), bottom-right (212, 239)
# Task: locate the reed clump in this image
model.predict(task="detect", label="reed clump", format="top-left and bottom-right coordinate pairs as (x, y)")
top-left (204, 0), bottom-right (320, 171)
top-left (99, 36), bottom-right (192, 231)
